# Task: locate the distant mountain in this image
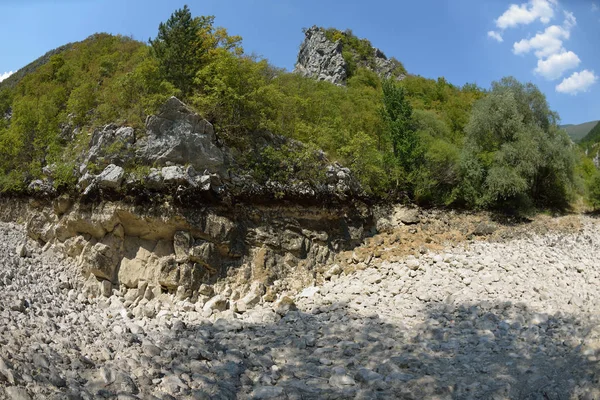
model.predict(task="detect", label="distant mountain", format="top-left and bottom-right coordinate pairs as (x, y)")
top-left (580, 121), bottom-right (600, 146)
top-left (561, 120), bottom-right (599, 142)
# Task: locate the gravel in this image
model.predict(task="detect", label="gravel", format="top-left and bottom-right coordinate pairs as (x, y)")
top-left (1, 217), bottom-right (600, 399)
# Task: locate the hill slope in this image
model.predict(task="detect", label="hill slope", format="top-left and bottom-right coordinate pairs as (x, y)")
top-left (0, 43), bottom-right (74, 91)
top-left (561, 120), bottom-right (599, 142)
top-left (580, 121), bottom-right (600, 146)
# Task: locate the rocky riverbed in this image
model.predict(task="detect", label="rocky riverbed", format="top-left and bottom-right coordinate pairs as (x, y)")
top-left (1, 216), bottom-right (600, 400)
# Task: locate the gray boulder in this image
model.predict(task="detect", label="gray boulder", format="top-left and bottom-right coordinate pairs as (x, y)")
top-left (84, 124), bottom-right (135, 168)
top-left (136, 97), bottom-right (225, 174)
top-left (97, 164), bottom-right (125, 190)
top-left (161, 165), bottom-right (191, 186)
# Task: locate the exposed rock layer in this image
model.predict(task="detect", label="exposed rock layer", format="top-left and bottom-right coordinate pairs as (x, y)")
top-left (2, 197), bottom-right (371, 299)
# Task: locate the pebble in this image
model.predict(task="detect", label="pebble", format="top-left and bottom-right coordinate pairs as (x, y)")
top-left (0, 218), bottom-right (599, 399)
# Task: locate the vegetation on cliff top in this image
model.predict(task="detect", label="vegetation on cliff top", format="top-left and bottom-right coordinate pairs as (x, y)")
top-left (323, 27), bottom-right (406, 79)
top-left (0, 5), bottom-right (597, 212)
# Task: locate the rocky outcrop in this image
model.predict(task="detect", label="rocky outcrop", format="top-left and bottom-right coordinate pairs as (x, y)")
top-left (84, 125), bottom-right (135, 169)
top-left (70, 97), bottom-right (362, 204)
top-left (2, 95), bottom-right (371, 313)
top-left (14, 197), bottom-right (371, 302)
top-left (294, 26), bottom-right (406, 85)
top-left (136, 97), bottom-right (226, 174)
top-left (294, 27), bottom-right (347, 85)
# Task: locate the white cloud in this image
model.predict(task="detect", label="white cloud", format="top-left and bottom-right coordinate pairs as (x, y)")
top-left (488, 31), bottom-right (504, 42)
top-left (534, 51), bottom-right (580, 79)
top-left (513, 25), bottom-right (569, 57)
top-left (556, 70), bottom-right (598, 94)
top-left (0, 71), bottom-right (14, 83)
top-left (487, 2), bottom-right (595, 93)
top-left (513, 13), bottom-right (576, 58)
top-left (495, 0), bottom-right (557, 29)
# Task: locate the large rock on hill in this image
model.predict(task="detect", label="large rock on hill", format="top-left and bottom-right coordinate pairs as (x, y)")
top-left (135, 97), bottom-right (226, 174)
top-left (294, 26), bottom-right (405, 85)
top-left (294, 27), bottom-right (347, 85)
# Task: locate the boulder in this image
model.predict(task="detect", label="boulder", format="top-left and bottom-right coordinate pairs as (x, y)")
top-left (118, 237), bottom-right (159, 288)
top-left (173, 231), bottom-right (193, 262)
top-left (136, 97), bottom-right (226, 174)
top-left (97, 164), bottom-right (125, 190)
top-left (203, 295), bottom-right (228, 313)
top-left (82, 243), bottom-right (119, 281)
top-left (84, 124), bottom-right (135, 168)
top-left (161, 165), bottom-right (190, 186)
top-left (189, 240), bottom-right (216, 267)
top-left (81, 233), bottom-right (123, 282)
top-left (273, 296), bottom-right (297, 316)
top-left (239, 282), bottom-right (265, 309)
top-left (158, 257), bottom-right (205, 292)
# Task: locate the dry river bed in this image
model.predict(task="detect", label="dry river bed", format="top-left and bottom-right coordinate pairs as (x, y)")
top-left (1, 216), bottom-right (600, 400)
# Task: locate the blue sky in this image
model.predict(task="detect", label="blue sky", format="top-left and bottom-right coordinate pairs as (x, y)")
top-left (0, 0), bottom-right (598, 124)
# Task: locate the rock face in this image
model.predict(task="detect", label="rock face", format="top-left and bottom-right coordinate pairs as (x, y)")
top-left (15, 197), bottom-right (370, 298)
top-left (294, 26), bottom-right (347, 85)
top-left (294, 26), bottom-right (405, 85)
top-left (84, 124), bottom-right (135, 169)
top-left (136, 97), bottom-right (225, 174)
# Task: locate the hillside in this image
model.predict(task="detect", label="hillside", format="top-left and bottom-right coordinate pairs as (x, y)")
top-left (561, 120), bottom-right (599, 142)
top-left (0, 43), bottom-right (74, 90)
top-left (0, 5), bottom-right (595, 213)
top-left (579, 121), bottom-right (600, 145)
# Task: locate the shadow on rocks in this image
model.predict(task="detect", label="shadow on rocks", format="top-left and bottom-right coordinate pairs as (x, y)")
top-left (132, 300), bottom-right (600, 400)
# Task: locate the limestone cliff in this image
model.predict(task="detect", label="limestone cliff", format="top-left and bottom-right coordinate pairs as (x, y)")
top-left (294, 26), bottom-right (406, 85)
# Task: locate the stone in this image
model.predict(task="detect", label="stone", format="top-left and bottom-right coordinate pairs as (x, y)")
top-left (0, 356), bottom-right (15, 384)
top-left (161, 165), bottom-right (190, 186)
top-left (198, 284), bottom-right (214, 297)
top-left (294, 26), bottom-right (405, 86)
top-left (96, 164), bottom-right (125, 190)
top-left (240, 282), bottom-right (265, 309)
top-left (203, 295), bottom-right (228, 313)
top-left (298, 286), bottom-right (320, 298)
top-left (189, 240), bottom-right (216, 267)
top-left (324, 264), bottom-right (342, 279)
top-left (136, 97), bottom-right (225, 174)
top-left (4, 387), bottom-right (31, 400)
top-left (396, 207), bottom-right (420, 225)
top-left (355, 368), bottom-right (383, 384)
top-left (173, 231), bottom-right (193, 262)
top-left (84, 124), bottom-right (135, 168)
top-left (16, 243), bottom-right (28, 258)
top-left (405, 257), bottom-right (420, 271)
top-left (250, 386), bottom-right (284, 399)
top-left (273, 296), bottom-right (297, 316)
top-left (82, 242), bottom-right (120, 282)
top-left (473, 222), bottom-right (497, 236)
top-left (329, 374), bottom-right (356, 387)
top-left (101, 279), bottom-right (112, 297)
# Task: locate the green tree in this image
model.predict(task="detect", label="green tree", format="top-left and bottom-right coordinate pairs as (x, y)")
top-left (381, 79), bottom-right (420, 180)
top-left (457, 77), bottom-right (576, 210)
top-left (150, 5), bottom-right (241, 97)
